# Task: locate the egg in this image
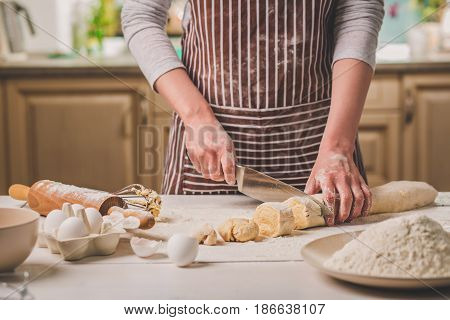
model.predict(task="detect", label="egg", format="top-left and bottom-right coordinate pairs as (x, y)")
top-left (85, 208), bottom-right (103, 234)
top-left (130, 237), bottom-right (162, 258)
top-left (43, 209), bottom-right (67, 235)
top-left (57, 217), bottom-right (89, 241)
top-left (122, 216), bottom-right (140, 230)
top-left (167, 234), bottom-right (199, 267)
top-left (109, 211), bottom-right (124, 223)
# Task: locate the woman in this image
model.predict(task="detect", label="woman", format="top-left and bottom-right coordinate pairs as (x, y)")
top-left (122, 0), bottom-right (384, 225)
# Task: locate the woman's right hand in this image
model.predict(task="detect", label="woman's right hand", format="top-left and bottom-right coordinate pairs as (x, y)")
top-left (184, 116), bottom-right (236, 185)
top-left (153, 68), bottom-right (236, 185)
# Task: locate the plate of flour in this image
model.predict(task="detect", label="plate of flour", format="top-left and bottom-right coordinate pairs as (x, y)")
top-left (301, 215), bottom-right (450, 289)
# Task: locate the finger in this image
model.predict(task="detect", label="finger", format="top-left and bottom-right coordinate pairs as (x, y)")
top-left (305, 175), bottom-right (320, 195)
top-left (198, 152), bottom-right (212, 180)
top-left (349, 179), bottom-right (365, 221)
top-left (319, 176), bottom-right (336, 226)
top-left (221, 150), bottom-right (236, 185)
top-left (360, 177), bottom-right (372, 216)
top-left (335, 177), bottom-right (353, 223)
top-left (209, 156), bottom-right (224, 182)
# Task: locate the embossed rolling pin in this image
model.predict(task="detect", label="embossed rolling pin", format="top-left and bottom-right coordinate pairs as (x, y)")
top-left (9, 180), bottom-right (125, 216)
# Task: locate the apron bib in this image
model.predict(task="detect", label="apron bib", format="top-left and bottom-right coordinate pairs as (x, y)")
top-left (163, 0), bottom-right (366, 195)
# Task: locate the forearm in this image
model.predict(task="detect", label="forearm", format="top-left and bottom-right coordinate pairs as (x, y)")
top-left (320, 59), bottom-right (373, 155)
top-left (155, 69), bottom-right (217, 125)
top-left (156, 69), bottom-right (236, 184)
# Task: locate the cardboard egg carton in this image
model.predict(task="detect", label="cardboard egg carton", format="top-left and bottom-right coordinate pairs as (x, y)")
top-left (39, 203), bottom-right (127, 261)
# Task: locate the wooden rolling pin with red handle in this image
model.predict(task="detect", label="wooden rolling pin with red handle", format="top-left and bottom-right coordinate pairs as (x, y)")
top-left (8, 181), bottom-right (155, 229)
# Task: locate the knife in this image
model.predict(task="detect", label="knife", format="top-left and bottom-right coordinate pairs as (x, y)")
top-left (235, 165), bottom-right (332, 218)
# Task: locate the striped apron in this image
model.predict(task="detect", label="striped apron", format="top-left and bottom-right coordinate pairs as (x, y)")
top-left (162, 0), bottom-right (366, 195)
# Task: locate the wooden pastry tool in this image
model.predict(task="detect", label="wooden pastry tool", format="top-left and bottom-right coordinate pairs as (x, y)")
top-left (8, 184), bottom-right (30, 201)
top-left (9, 180), bottom-right (125, 216)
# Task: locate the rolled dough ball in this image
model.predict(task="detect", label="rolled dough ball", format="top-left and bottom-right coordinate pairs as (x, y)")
top-left (369, 181), bottom-right (438, 214)
top-left (218, 218), bottom-right (259, 242)
top-left (283, 196), bottom-right (324, 230)
top-left (194, 223), bottom-right (217, 246)
top-left (253, 202), bottom-right (295, 237)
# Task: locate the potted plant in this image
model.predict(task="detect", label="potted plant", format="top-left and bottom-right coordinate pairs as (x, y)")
top-left (412, 0), bottom-right (446, 21)
top-left (87, 0), bottom-right (122, 56)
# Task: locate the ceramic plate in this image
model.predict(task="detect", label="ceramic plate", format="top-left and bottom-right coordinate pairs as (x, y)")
top-left (301, 231), bottom-right (450, 289)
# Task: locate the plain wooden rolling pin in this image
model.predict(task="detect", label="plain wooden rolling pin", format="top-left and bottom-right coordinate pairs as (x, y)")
top-left (9, 180), bottom-right (125, 216)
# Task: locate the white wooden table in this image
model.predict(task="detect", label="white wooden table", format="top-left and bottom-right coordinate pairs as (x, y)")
top-left (1, 195), bottom-right (450, 300)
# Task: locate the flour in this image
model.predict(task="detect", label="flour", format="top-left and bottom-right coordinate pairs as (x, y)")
top-left (324, 215), bottom-right (450, 278)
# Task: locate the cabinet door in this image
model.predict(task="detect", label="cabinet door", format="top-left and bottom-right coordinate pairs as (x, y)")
top-left (6, 78), bottom-right (150, 192)
top-left (139, 93), bottom-right (173, 193)
top-left (0, 81), bottom-right (7, 194)
top-left (358, 112), bottom-right (401, 187)
top-left (403, 75), bottom-right (450, 191)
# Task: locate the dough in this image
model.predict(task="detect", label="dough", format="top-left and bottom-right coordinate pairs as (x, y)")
top-left (369, 181), bottom-right (438, 214)
top-left (194, 224), bottom-right (217, 246)
top-left (261, 181), bottom-right (438, 230)
top-left (218, 218), bottom-right (259, 242)
top-left (253, 202), bottom-right (295, 237)
top-left (283, 196), bottom-right (324, 230)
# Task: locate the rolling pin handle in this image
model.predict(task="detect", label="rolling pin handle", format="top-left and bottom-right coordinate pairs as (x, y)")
top-left (8, 184), bottom-right (30, 201)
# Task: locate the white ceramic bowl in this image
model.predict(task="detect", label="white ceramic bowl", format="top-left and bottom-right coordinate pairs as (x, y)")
top-left (0, 207), bottom-right (39, 272)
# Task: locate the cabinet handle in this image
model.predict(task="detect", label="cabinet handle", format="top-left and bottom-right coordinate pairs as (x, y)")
top-left (404, 89), bottom-right (415, 124)
top-left (140, 95), bottom-right (150, 126)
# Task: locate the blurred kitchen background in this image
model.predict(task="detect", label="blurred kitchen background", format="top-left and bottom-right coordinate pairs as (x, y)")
top-left (0, 0), bottom-right (449, 194)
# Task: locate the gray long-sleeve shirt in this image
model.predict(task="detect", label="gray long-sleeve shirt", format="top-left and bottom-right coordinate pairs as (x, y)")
top-left (122, 0), bottom-right (384, 89)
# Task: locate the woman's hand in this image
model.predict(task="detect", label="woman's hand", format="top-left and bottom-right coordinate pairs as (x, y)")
top-left (184, 116), bottom-right (236, 185)
top-left (306, 59), bottom-right (374, 225)
top-left (305, 150), bottom-right (371, 225)
top-left (154, 69), bottom-right (236, 185)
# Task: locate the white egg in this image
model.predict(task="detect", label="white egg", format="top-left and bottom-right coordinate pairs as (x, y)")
top-left (57, 217), bottom-right (89, 241)
top-left (44, 209), bottom-right (67, 235)
top-left (167, 234), bottom-right (199, 267)
top-left (85, 208), bottom-right (103, 234)
top-left (130, 237), bottom-right (161, 258)
top-left (109, 211), bottom-right (124, 223)
top-left (122, 216), bottom-right (140, 230)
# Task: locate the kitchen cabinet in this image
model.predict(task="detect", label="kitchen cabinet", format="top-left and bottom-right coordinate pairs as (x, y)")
top-left (358, 112), bottom-right (402, 187)
top-left (138, 93), bottom-right (173, 193)
top-left (358, 75), bottom-right (402, 187)
top-left (403, 75), bottom-right (450, 191)
top-left (0, 80), bottom-right (7, 193)
top-left (5, 77), bottom-right (154, 192)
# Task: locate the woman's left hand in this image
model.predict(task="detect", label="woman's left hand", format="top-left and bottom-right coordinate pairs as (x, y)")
top-left (305, 150), bottom-right (372, 225)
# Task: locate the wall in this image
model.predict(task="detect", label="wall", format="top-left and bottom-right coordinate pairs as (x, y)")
top-left (18, 0), bottom-right (85, 53)
top-left (379, 0), bottom-right (420, 46)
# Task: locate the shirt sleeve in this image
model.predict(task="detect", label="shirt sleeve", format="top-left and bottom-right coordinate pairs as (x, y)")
top-left (333, 0), bottom-right (385, 70)
top-left (121, 0), bottom-right (186, 89)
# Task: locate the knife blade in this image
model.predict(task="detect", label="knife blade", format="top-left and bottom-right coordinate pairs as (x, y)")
top-left (236, 165), bottom-right (332, 217)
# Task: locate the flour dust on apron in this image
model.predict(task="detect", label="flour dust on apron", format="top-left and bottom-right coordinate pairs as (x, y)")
top-left (162, 0), bottom-right (366, 195)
